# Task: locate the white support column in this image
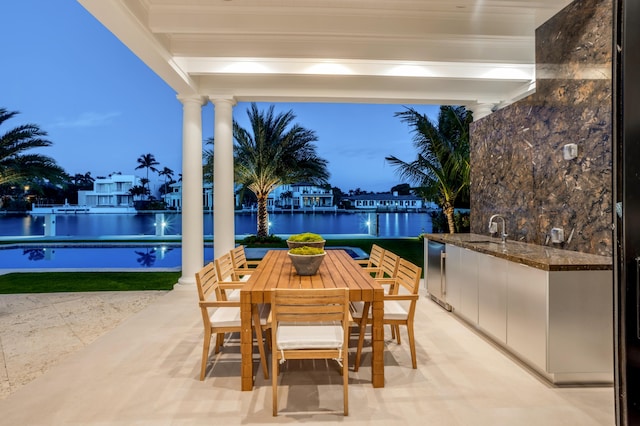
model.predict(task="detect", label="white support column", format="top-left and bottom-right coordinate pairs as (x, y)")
top-left (211, 97), bottom-right (237, 258)
top-left (177, 95), bottom-right (207, 286)
top-left (467, 102), bottom-right (496, 121)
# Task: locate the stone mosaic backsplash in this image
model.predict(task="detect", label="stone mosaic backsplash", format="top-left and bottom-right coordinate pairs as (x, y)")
top-left (469, 0), bottom-right (612, 256)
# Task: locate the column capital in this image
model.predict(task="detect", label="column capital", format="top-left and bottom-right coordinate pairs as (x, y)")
top-left (209, 95), bottom-right (237, 107)
top-left (176, 94), bottom-right (208, 106)
top-left (467, 102), bottom-right (496, 121)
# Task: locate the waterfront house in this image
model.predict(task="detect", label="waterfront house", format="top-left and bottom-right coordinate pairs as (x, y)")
top-left (342, 191), bottom-right (430, 211)
top-left (164, 181), bottom-right (214, 211)
top-left (77, 174), bottom-right (139, 209)
top-left (268, 183), bottom-right (333, 210)
top-left (163, 182), bottom-right (333, 211)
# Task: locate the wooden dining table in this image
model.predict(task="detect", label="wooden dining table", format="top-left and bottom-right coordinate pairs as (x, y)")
top-left (239, 249), bottom-right (385, 391)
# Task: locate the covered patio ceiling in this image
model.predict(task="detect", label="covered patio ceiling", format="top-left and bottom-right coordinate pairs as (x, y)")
top-left (78, 0), bottom-right (573, 108)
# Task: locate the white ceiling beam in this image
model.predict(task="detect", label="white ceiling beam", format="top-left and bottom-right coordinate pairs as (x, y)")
top-left (168, 34), bottom-right (533, 64)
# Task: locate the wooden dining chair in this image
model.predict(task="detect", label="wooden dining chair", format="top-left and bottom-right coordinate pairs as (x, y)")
top-left (195, 262), bottom-right (270, 380)
top-left (271, 288), bottom-right (351, 416)
top-left (230, 245), bottom-right (260, 281)
top-left (351, 258), bottom-right (422, 371)
top-left (376, 249), bottom-right (400, 282)
top-left (357, 244), bottom-right (385, 278)
top-left (373, 249), bottom-right (403, 338)
top-left (214, 252), bottom-right (244, 300)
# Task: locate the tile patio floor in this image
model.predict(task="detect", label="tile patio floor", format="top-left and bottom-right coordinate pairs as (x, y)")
top-left (0, 284), bottom-right (615, 425)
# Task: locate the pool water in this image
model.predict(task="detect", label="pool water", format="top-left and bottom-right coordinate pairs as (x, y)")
top-left (0, 244), bottom-right (367, 271)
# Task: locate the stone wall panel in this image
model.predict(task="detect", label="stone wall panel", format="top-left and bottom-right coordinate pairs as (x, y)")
top-left (470, 0), bottom-right (612, 256)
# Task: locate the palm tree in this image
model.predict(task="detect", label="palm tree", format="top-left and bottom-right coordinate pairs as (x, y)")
top-left (386, 106), bottom-right (472, 233)
top-left (234, 103), bottom-right (329, 238)
top-left (129, 184), bottom-right (148, 201)
top-left (135, 153), bottom-right (159, 196)
top-left (203, 137), bottom-right (214, 184)
top-left (158, 166), bottom-right (174, 197)
top-left (71, 172), bottom-right (95, 189)
top-left (280, 190), bottom-right (293, 209)
top-left (0, 108), bottom-right (66, 187)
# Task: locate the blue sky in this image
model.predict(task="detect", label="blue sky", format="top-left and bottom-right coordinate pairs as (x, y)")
top-left (2, 1), bottom-right (440, 193)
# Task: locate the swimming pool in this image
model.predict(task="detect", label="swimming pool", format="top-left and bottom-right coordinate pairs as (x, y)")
top-left (0, 244), bottom-right (367, 271)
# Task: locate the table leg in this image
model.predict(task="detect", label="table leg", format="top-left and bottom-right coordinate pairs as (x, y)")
top-left (370, 293), bottom-right (385, 388)
top-left (240, 292), bottom-right (254, 391)
top-left (354, 302), bottom-right (370, 372)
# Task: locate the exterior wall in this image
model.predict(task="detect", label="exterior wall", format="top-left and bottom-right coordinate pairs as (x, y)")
top-left (352, 198), bottom-right (423, 210)
top-left (164, 182), bottom-right (213, 210)
top-left (78, 174), bottom-right (139, 208)
top-left (469, 0), bottom-right (612, 256)
top-left (165, 182), bottom-right (330, 210)
top-left (346, 192), bottom-right (428, 210)
top-left (269, 183), bottom-right (333, 208)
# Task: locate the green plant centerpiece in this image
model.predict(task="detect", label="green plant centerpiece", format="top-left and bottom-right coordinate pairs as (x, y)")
top-left (288, 246), bottom-right (326, 276)
top-left (286, 232), bottom-right (326, 249)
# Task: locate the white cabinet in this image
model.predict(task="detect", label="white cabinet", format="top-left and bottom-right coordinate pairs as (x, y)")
top-left (444, 244), bottom-right (462, 311)
top-left (444, 242), bottom-right (613, 384)
top-left (457, 248), bottom-right (479, 325)
top-left (506, 261), bottom-right (548, 371)
top-left (547, 269), bottom-right (613, 376)
top-left (477, 254), bottom-right (508, 344)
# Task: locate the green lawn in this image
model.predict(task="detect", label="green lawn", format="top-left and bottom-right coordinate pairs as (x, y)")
top-left (0, 238), bottom-right (424, 294)
top-left (0, 272), bottom-right (181, 294)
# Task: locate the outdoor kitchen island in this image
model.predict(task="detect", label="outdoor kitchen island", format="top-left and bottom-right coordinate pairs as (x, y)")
top-left (424, 232), bottom-right (613, 385)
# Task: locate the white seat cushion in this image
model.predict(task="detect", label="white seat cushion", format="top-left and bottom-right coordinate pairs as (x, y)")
top-left (276, 323), bottom-right (343, 350)
top-left (350, 300), bottom-right (409, 321)
top-left (210, 303), bottom-right (270, 327)
top-left (350, 301), bottom-right (366, 320)
top-left (382, 300), bottom-right (409, 321)
top-left (210, 307), bottom-right (242, 327)
top-left (225, 289), bottom-right (241, 301)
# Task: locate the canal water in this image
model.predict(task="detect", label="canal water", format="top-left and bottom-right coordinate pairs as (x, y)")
top-left (0, 211), bottom-right (433, 238)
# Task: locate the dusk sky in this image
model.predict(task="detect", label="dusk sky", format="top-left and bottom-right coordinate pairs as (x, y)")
top-left (2, 1), bottom-right (441, 193)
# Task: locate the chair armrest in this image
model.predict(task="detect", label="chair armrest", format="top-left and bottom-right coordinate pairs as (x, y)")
top-left (219, 282), bottom-right (245, 290)
top-left (383, 294), bottom-right (419, 301)
top-left (356, 259), bottom-right (370, 266)
top-left (199, 300), bottom-right (241, 308)
top-left (234, 268), bottom-right (255, 274)
top-left (245, 260), bottom-right (261, 267)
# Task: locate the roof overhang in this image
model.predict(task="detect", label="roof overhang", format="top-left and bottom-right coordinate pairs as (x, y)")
top-left (77, 0), bottom-right (574, 107)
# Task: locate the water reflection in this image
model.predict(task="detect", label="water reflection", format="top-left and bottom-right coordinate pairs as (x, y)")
top-left (135, 248), bottom-right (157, 267)
top-left (23, 248), bottom-right (45, 261)
top-left (14, 245), bottom-right (180, 268)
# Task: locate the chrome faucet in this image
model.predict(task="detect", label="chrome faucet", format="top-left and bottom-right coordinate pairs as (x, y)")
top-left (488, 214), bottom-right (508, 243)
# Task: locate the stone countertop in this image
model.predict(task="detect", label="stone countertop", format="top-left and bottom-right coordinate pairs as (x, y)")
top-left (424, 233), bottom-right (612, 272)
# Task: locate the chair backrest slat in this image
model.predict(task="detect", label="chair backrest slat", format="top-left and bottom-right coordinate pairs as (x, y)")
top-left (273, 288), bottom-right (349, 324)
top-left (395, 258), bottom-right (421, 295)
top-left (379, 250), bottom-right (400, 279)
top-left (231, 245), bottom-right (248, 270)
top-left (367, 244), bottom-right (385, 267)
top-left (215, 252), bottom-right (235, 282)
top-left (195, 262), bottom-right (218, 302)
